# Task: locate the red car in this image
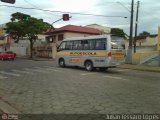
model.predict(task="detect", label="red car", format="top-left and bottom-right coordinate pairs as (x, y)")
top-left (0, 51), bottom-right (16, 60)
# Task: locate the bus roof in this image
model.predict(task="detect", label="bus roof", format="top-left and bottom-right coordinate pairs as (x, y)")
top-left (63, 34), bottom-right (109, 41)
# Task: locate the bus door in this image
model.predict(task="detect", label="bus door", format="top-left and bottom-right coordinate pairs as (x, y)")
top-left (93, 38), bottom-right (108, 67)
top-left (69, 40), bottom-right (83, 66)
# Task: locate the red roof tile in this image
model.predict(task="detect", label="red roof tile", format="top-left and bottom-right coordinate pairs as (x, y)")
top-left (46, 25), bottom-right (104, 35)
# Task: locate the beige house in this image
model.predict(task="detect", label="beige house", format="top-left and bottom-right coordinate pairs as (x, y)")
top-left (0, 24), bottom-right (6, 34)
top-left (0, 37), bottom-right (4, 51)
top-left (136, 34), bottom-right (157, 46)
top-left (85, 24), bottom-right (111, 34)
top-left (0, 24), bottom-right (6, 50)
top-left (45, 24), bottom-right (104, 58)
top-left (125, 34), bottom-right (158, 53)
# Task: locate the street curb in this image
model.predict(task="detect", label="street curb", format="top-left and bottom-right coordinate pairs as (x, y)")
top-left (27, 59), bottom-right (54, 61)
top-left (16, 56), bottom-right (55, 61)
top-left (117, 66), bottom-right (160, 73)
top-left (31, 59), bottom-right (55, 61)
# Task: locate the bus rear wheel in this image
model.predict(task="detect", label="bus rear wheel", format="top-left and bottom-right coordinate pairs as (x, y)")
top-left (59, 58), bottom-right (65, 67)
top-left (85, 61), bottom-right (93, 71)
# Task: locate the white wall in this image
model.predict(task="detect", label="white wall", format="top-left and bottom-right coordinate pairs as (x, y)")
top-left (136, 46), bottom-right (157, 53)
top-left (10, 40), bottom-right (30, 56)
top-left (10, 46), bottom-right (27, 56)
top-left (125, 41), bottom-right (157, 53)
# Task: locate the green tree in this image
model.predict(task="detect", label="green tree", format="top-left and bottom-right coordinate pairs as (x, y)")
top-left (6, 12), bottom-right (51, 58)
top-left (111, 28), bottom-right (126, 39)
top-left (139, 31), bottom-right (150, 36)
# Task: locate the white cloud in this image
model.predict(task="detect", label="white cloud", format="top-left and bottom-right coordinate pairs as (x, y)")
top-left (48, 0), bottom-right (98, 12)
top-left (0, 0), bottom-right (160, 34)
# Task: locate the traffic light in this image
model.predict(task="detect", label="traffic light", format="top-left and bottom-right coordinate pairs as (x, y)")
top-left (1, 0), bottom-right (15, 4)
top-left (62, 14), bottom-right (69, 21)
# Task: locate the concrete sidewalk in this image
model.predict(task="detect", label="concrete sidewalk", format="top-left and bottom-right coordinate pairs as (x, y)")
top-left (16, 56), bottom-right (54, 61)
top-left (118, 64), bottom-right (160, 72)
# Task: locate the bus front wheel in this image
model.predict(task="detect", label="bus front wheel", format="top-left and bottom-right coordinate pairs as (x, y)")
top-left (85, 61), bottom-right (93, 71)
top-left (59, 59), bottom-right (65, 67)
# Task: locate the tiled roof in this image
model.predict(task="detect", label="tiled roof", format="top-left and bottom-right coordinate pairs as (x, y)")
top-left (135, 34), bottom-right (158, 40)
top-left (46, 25), bottom-right (104, 35)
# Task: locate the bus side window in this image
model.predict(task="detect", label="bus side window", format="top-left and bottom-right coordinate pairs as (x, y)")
top-left (95, 39), bottom-right (106, 50)
top-left (88, 39), bottom-right (95, 50)
top-left (65, 41), bottom-right (73, 50)
top-left (77, 41), bottom-right (83, 50)
top-left (73, 41), bottom-right (79, 50)
top-left (83, 40), bottom-right (89, 50)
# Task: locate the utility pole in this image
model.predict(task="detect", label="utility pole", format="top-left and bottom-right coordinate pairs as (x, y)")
top-left (134, 1), bottom-right (140, 53)
top-left (126, 0), bottom-right (134, 64)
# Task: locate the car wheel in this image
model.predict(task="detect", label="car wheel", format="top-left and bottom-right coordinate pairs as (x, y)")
top-left (59, 59), bottom-right (65, 67)
top-left (85, 61), bottom-right (93, 71)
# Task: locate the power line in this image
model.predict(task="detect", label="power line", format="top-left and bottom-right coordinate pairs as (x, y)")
top-left (23, 0), bottom-right (38, 8)
top-left (0, 5), bottom-right (127, 18)
top-left (117, 2), bottom-right (130, 12)
top-left (23, 0), bottom-right (60, 17)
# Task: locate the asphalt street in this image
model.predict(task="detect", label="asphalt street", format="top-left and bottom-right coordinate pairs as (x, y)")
top-left (0, 58), bottom-right (160, 118)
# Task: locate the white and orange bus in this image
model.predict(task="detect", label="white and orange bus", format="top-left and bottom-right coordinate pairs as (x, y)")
top-left (56, 35), bottom-right (125, 71)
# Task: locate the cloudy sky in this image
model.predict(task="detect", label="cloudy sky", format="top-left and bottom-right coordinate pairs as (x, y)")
top-left (0, 0), bottom-right (160, 35)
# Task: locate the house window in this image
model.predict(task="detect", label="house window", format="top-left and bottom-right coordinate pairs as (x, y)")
top-left (46, 36), bottom-right (55, 43)
top-left (46, 37), bottom-right (50, 43)
top-left (58, 34), bottom-right (64, 41)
